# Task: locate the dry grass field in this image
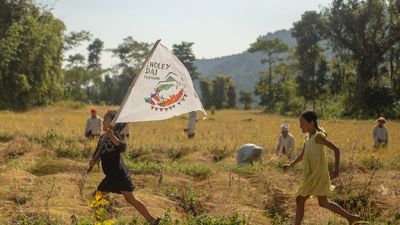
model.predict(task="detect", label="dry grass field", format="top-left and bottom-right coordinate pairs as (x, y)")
top-left (0, 102), bottom-right (399, 225)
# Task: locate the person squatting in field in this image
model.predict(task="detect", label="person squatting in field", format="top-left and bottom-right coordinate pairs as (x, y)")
top-left (276, 124), bottom-right (296, 161)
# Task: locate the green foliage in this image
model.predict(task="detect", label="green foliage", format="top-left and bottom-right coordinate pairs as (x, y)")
top-left (210, 145), bottom-right (231, 162)
top-left (190, 74), bottom-right (238, 111)
top-left (64, 67), bottom-right (93, 102)
top-left (361, 157), bottom-right (383, 171)
top-left (110, 36), bottom-right (150, 73)
top-left (172, 42), bottom-right (199, 80)
top-left (126, 161), bottom-right (161, 175)
top-left (172, 163), bottom-right (212, 180)
top-left (153, 209), bottom-right (248, 225)
top-left (211, 75), bottom-right (236, 109)
top-left (249, 38), bottom-right (288, 112)
top-left (226, 82), bottom-right (237, 108)
top-left (87, 38), bottom-right (104, 70)
top-left (55, 142), bottom-right (91, 160)
top-left (343, 79), bottom-right (396, 118)
top-left (269, 214), bottom-right (291, 225)
top-left (164, 187), bottom-right (203, 216)
top-left (0, 132), bottom-right (14, 142)
top-left (184, 213), bottom-right (248, 225)
top-left (199, 78), bottom-right (213, 109)
top-left (292, 11), bottom-right (328, 111)
top-left (0, 0), bottom-right (65, 110)
top-left (274, 78), bottom-right (303, 116)
top-left (326, 0), bottom-right (400, 117)
top-left (43, 129), bottom-right (62, 149)
top-left (238, 91), bottom-right (253, 110)
top-left (88, 192), bottom-right (117, 225)
top-left (67, 53), bottom-right (86, 68)
top-left (13, 213), bottom-right (61, 225)
top-left (64, 30), bottom-right (91, 50)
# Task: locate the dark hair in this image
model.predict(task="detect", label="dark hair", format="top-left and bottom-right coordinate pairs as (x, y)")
top-left (104, 110), bottom-right (126, 133)
top-left (301, 110), bottom-right (327, 136)
top-left (105, 110), bottom-right (118, 120)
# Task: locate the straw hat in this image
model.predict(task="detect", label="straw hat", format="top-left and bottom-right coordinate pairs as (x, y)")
top-left (376, 117), bottom-right (387, 123)
top-left (281, 124), bottom-right (289, 132)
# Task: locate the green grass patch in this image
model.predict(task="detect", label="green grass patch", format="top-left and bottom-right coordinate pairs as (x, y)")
top-left (0, 132), bottom-right (14, 142)
top-left (171, 163), bottom-right (212, 180)
top-left (126, 160), bottom-right (161, 175)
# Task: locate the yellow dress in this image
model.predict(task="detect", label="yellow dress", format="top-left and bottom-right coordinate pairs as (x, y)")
top-left (297, 132), bottom-right (331, 197)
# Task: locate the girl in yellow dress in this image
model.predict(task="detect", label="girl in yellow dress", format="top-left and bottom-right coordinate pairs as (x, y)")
top-left (283, 111), bottom-right (366, 225)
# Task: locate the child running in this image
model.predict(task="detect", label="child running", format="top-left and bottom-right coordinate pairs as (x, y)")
top-left (283, 111), bottom-right (367, 225)
top-left (89, 110), bottom-right (160, 225)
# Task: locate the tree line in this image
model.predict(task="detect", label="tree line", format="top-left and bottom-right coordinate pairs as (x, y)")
top-left (1, 0), bottom-right (400, 119)
top-left (247, 0), bottom-right (400, 119)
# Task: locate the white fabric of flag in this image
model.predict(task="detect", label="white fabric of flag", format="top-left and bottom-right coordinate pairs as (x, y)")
top-left (115, 42), bottom-right (206, 123)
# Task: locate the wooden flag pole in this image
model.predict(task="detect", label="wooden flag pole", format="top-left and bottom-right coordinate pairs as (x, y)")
top-left (111, 39), bottom-right (162, 126)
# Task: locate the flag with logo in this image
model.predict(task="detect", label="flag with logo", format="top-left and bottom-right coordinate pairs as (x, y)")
top-left (114, 40), bottom-right (207, 123)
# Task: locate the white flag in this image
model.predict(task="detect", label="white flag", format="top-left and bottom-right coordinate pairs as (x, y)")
top-left (114, 41), bottom-right (207, 123)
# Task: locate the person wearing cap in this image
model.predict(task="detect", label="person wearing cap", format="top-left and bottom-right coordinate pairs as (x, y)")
top-left (276, 124), bottom-right (296, 160)
top-left (85, 108), bottom-right (103, 139)
top-left (373, 117), bottom-right (388, 148)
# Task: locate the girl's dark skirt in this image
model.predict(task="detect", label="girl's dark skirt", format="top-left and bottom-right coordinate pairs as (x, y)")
top-left (97, 175), bottom-right (135, 194)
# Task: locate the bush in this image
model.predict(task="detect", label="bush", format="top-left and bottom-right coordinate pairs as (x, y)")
top-left (126, 161), bottom-right (161, 175)
top-left (13, 213), bottom-right (61, 225)
top-left (156, 209), bottom-right (249, 225)
top-left (0, 132), bottom-right (14, 142)
top-left (211, 145), bottom-right (231, 162)
top-left (262, 188), bottom-right (291, 223)
top-left (164, 187), bottom-right (204, 216)
top-left (172, 163), bottom-right (212, 180)
top-left (362, 157), bottom-right (383, 170)
top-left (4, 137), bottom-right (31, 160)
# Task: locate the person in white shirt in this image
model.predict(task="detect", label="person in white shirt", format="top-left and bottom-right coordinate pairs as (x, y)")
top-left (373, 117), bottom-right (388, 148)
top-left (236, 143), bottom-right (264, 166)
top-left (183, 111), bottom-right (197, 139)
top-left (85, 108), bottom-right (103, 139)
top-left (276, 124), bottom-right (296, 160)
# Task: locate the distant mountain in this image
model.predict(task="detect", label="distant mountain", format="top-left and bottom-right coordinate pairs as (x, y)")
top-left (194, 29), bottom-right (296, 91)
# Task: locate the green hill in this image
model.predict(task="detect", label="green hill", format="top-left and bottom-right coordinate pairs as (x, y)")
top-left (194, 29), bottom-right (297, 91)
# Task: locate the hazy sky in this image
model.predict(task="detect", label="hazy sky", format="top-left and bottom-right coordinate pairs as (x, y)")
top-left (50, 0), bottom-right (332, 66)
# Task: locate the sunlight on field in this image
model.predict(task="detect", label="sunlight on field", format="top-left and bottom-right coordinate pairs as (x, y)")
top-left (0, 103), bottom-right (399, 224)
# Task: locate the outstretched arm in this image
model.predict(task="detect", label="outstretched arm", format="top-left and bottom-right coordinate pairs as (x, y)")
top-left (88, 137), bottom-right (103, 173)
top-left (315, 134), bottom-right (340, 179)
top-left (290, 144), bottom-right (305, 166)
top-left (283, 144), bottom-right (305, 169)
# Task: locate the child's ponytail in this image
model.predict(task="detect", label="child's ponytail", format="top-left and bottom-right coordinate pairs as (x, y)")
top-left (301, 110), bottom-right (327, 137)
top-left (314, 120), bottom-right (327, 137)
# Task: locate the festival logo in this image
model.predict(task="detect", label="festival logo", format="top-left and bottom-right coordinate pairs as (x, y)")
top-left (144, 72), bottom-right (187, 111)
